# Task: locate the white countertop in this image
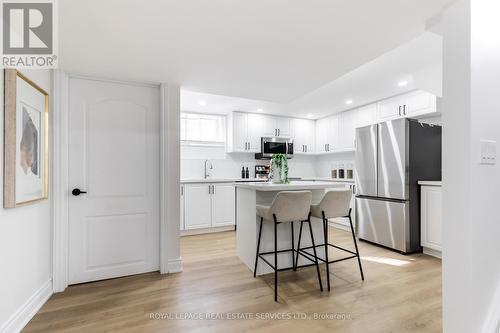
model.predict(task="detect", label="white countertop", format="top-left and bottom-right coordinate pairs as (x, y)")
top-left (181, 177), bottom-right (354, 184)
top-left (234, 181), bottom-right (347, 191)
top-left (418, 181), bottom-right (442, 186)
top-left (181, 178), bottom-right (267, 184)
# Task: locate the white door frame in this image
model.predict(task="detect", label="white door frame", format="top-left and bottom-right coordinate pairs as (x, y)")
top-left (51, 70), bottom-right (181, 292)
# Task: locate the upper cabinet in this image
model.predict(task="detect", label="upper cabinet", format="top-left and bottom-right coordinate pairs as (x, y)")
top-left (293, 118), bottom-right (315, 154)
top-left (338, 109), bottom-right (356, 150)
top-left (227, 112), bottom-right (262, 153)
top-left (316, 110), bottom-right (356, 153)
top-left (404, 90), bottom-right (437, 117)
top-left (227, 90), bottom-right (439, 155)
top-left (316, 115), bottom-right (339, 153)
top-left (377, 90), bottom-right (438, 122)
top-left (355, 104), bottom-right (377, 128)
top-left (261, 115), bottom-right (293, 137)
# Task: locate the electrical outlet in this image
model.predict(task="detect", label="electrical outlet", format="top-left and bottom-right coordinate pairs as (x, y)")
top-left (480, 139), bottom-right (496, 165)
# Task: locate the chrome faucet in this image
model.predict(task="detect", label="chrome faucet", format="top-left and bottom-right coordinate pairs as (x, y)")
top-left (204, 160), bottom-right (213, 179)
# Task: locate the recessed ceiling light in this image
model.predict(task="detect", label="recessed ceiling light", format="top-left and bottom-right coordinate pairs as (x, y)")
top-left (257, 108), bottom-right (263, 112)
top-left (199, 100), bottom-right (207, 106)
top-left (345, 100), bottom-right (353, 105)
top-left (398, 80), bottom-right (408, 87)
top-left (307, 113), bottom-right (314, 118)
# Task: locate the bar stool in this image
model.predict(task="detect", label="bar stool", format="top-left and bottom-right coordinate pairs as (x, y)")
top-left (297, 189), bottom-right (364, 291)
top-left (254, 190), bottom-right (323, 302)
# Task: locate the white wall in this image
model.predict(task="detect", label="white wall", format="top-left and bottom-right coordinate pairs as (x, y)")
top-left (0, 70), bottom-right (53, 331)
top-left (442, 0), bottom-right (500, 332)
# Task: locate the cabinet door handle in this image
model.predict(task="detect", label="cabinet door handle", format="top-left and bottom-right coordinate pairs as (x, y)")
top-left (403, 105), bottom-right (407, 115)
top-left (278, 129), bottom-right (280, 136)
top-left (398, 105), bottom-right (402, 116)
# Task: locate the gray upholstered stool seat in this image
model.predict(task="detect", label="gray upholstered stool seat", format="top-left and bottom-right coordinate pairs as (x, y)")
top-left (297, 189), bottom-right (364, 291)
top-left (254, 190), bottom-right (323, 301)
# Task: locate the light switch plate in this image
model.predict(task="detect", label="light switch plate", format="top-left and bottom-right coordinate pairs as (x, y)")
top-left (480, 139), bottom-right (496, 165)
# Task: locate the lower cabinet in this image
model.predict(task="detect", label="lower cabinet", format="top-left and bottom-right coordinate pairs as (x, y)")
top-left (211, 184), bottom-right (236, 227)
top-left (182, 183), bottom-right (235, 232)
top-left (420, 185), bottom-right (442, 257)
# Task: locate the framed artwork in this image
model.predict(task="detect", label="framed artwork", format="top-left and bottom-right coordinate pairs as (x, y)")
top-left (3, 69), bottom-right (49, 208)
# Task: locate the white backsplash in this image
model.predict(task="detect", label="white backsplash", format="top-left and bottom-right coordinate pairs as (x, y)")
top-left (181, 145), bottom-right (317, 180)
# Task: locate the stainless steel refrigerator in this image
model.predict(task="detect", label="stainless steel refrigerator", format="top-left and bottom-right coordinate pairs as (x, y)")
top-left (355, 118), bottom-right (441, 253)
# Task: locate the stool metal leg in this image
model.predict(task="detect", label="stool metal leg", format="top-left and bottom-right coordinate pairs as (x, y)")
top-left (273, 214), bottom-right (278, 302)
top-left (307, 217), bottom-right (323, 292)
top-left (254, 217), bottom-right (263, 278)
top-left (348, 211), bottom-right (364, 281)
top-left (295, 221), bottom-right (304, 269)
top-left (322, 211), bottom-right (331, 291)
top-left (291, 222), bottom-right (296, 271)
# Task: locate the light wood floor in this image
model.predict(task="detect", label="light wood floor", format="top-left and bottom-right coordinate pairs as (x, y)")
top-left (24, 228), bottom-right (442, 333)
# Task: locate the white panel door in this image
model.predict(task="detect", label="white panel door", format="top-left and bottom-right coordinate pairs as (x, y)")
top-left (377, 95), bottom-right (404, 122)
top-left (211, 184), bottom-right (235, 227)
top-left (247, 113), bottom-right (263, 152)
top-left (275, 117), bottom-right (292, 137)
top-left (68, 78), bottom-right (160, 284)
top-left (356, 104), bottom-right (377, 128)
top-left (315, 118), bottom-right (328, 153)
top-left (405, 91), bottom-right (437, 117)
top-left (293, 118), bottom-right (315, 153)
top-left (327, 115), bottom-right (339, 151)
top-left (261, 114), bottom-right (276, 137)
top-left (231, 112), bottom-right (248, 152)
top-left (339, 110), bottom-right (356, 149)
top-left (421, 186), bottom-right (442, 251)
top-left (184, 184), bottom-right (211, 230)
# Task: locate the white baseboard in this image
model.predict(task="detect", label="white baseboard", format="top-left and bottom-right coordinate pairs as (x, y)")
top-left (181, 225), bottom-right (235, 236)
top-left (166, 258), bottom-right (183, 274)
top-left (0, 279), bottom-right (52, 333)
top-left (423, 247), bottom-right (442, 259)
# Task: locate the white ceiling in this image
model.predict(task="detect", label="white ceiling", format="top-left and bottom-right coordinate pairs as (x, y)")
top-left (59, 0), bottom-right (453, 104)
top-left (181, 32), bottom-right (443, 119)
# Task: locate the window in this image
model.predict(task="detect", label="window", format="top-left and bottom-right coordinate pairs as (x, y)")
top-left (181, 112), bottom-right (225, 145)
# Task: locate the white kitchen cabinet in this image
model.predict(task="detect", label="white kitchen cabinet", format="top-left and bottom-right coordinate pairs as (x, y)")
top-left (184, 183), bottom-right (212, 230)
top-left (211, 184), bottom-right (235, 227)
top-left (261, 115), bottom-right (293, 137)
top-left (405, 91), bottom-right (437, 117)
top-left (377, 90), bottom-right (438, 122)
top-left (274, 117), bottom-right (293, 137)
top-left (183, 183), bottom-right (236, 231)
top-left (315, 115), bottom-right (339, 153)
top-left (355, 104), bottom-right (377, 128)
top-left (420, 185), bottom-right (442, 257)
top-left (293, 118), bottom-right (315, 154)
top-left (339, 110), bottom-right (356, 150)
top-left (247, 113), bottom-right (263, 152)
top-left (227, 112), bottom-right (261, 153)
top-left (377, 95), bottom-right (405, 122)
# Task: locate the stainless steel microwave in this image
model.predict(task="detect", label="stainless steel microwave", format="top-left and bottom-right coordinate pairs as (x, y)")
top-left (258, 137), bottom-right (293, 158)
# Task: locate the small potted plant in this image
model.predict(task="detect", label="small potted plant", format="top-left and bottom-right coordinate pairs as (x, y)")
top-left (270, 153), bottom-right (289, 184)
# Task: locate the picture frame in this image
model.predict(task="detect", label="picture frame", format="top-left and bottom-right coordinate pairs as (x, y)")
top-left (3, 69), bottom-right (49, 208)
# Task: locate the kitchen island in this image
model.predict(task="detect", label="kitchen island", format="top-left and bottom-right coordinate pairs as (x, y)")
top-left (234, 181), bottom-right (349, 276)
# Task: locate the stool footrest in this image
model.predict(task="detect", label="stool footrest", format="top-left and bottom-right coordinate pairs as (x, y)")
top-left (257, 247), bottom-right (318, 271)
top-left (299, 243), bottom-right (358, 256)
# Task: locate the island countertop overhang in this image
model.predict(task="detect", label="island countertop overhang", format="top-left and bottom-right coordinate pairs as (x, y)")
top-left (233, 181), bottom-right (349, 191)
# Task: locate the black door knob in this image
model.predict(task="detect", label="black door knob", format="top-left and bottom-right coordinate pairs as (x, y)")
top-left (72, 188), bottom-right (87, 196)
